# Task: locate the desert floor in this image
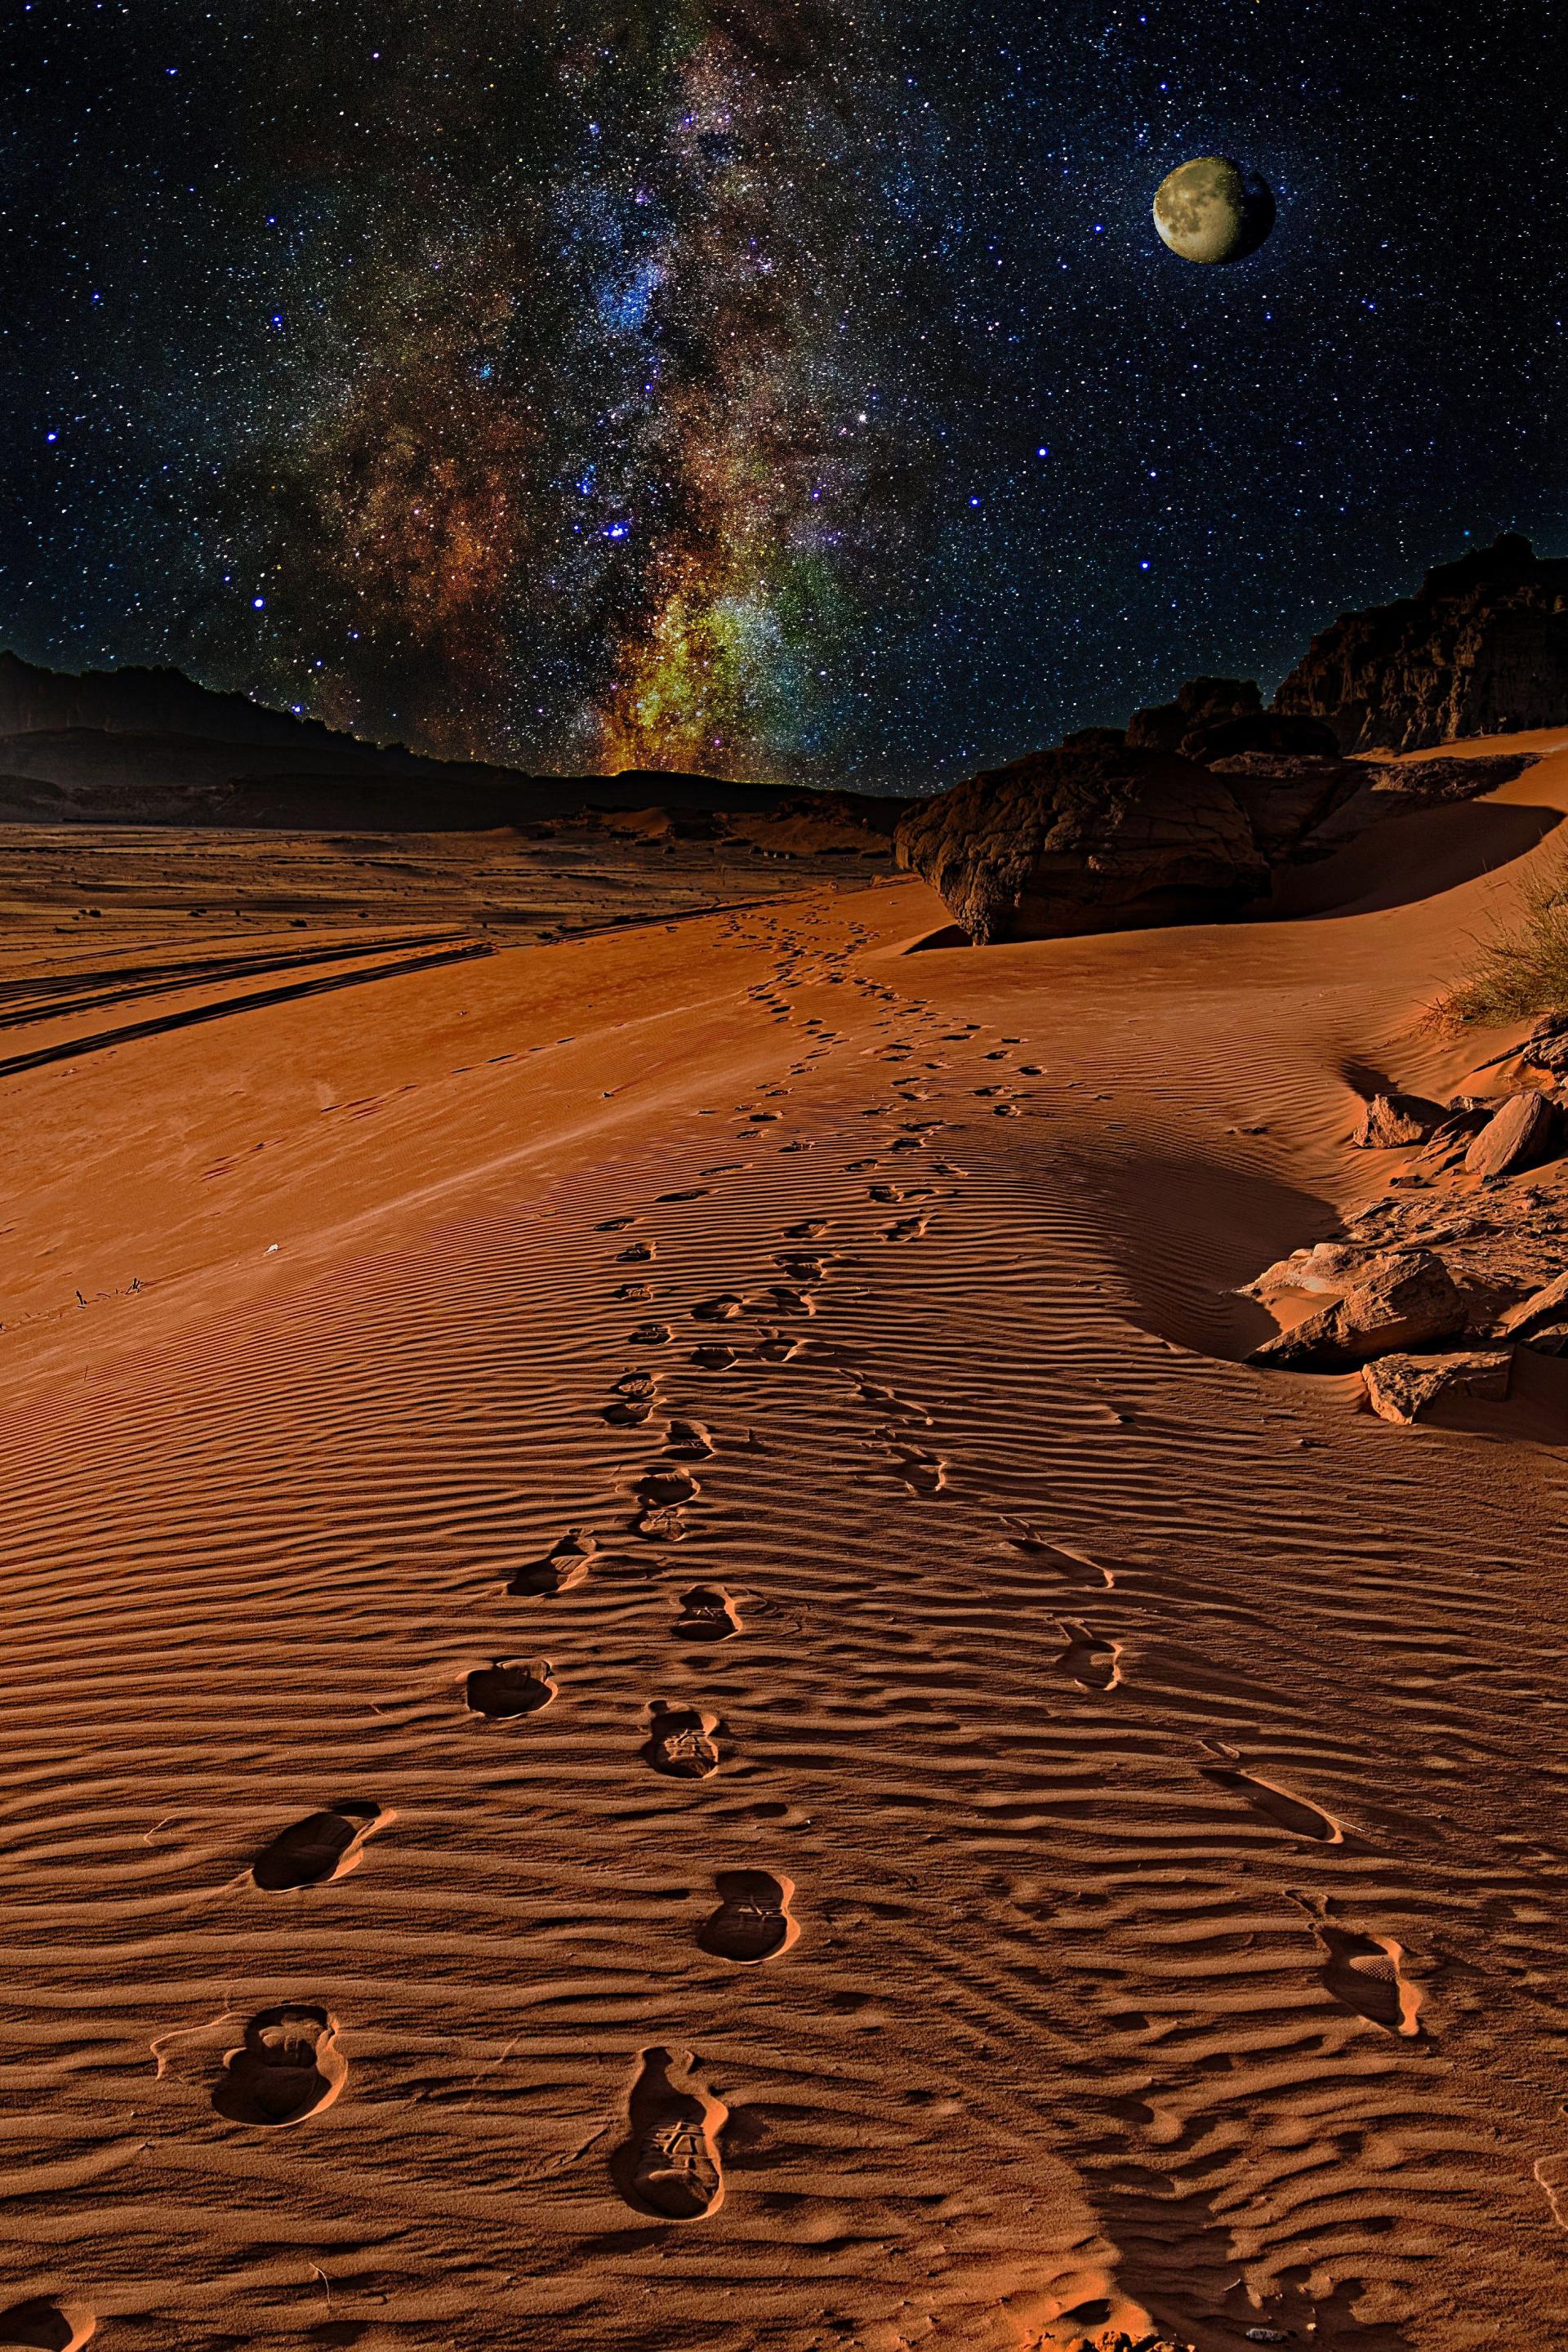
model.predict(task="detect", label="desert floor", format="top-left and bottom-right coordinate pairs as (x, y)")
top-left (3, 738), bottom-right (1568, 2352)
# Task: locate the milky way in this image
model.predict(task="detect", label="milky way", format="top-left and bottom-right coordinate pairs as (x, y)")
top-left (5, 2), bottom-right (1566, 786)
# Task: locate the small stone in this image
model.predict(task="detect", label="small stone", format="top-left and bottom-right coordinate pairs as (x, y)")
top-left (1352, 1091), bottom-right (1441, 1148)
top-left (1362, 1348), bottom-right (1512, 1424)
top-left (1463, 1090), bottom-right (1556, 1182)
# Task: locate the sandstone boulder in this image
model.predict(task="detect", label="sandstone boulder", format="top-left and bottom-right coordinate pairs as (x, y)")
top-left (1272, 533), bottom-right (1568, 754)
top-left (1463, 1090), bottom-right (1556, 1181)
top-left (1352, 1092), bottom-right (1444, 1149)
top-left (894, 745), bottom-right (1267, 944)
top-left (1249, 1249), bottom-right (1466, 1370)
top-left (1362, 1348), bottom-right (1512, 1424)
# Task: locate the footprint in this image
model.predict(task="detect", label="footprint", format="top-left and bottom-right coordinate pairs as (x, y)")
top-left (664, 1417), bottom-right (714, 1459)
top-left (752, 1334), bottom-right (805, 1362)
top-left (672, 1584), bottom-right (741, 1642)
top-left (466, 1659), bottom-right (557, 1718)
top-left (884, 1216), bottom-right (929, 1242)
top-left (890, 1441), bottom-right (947, 1496)
top-left (657, 1187), bottom-right (710, 1202)
top-left (634, 1503), bottom-right (688, 1541)
top-left (597, 1215), bottom-right (639, 1232)
top-left (252, 1797), bottom-right (386, 1891)
top-left (644, 1702), bottom-right (721, 1779)
top-left (614, 1281), bottom-right (652, 1302)
top-left (0, 2308), bottom-right (96, 2352)
top-left (510, 1528), bottom-right (596, 1594)
top-left (1003, 1526), bottom-right (1115, 1589)
top-left (692, 1294), bottom-right (746, 1322)
top-left (1204, 1763), bottom-right (1344, 1845)
top-left (612, 2045), bottom-right (728, 2220)
top-left (698, 1869), bottom-right (797, 1962)
top-left (1054, 1620), bottom-right (1121, 1692)
top-left (617, 1240), bottom-right (656, 1263)
top-left (640, 1465), bottom-right (701, 1508)
top-left (1318, 1922), bottom-right (1421, 2036)
top-left (774, 1252), bottom-right (826, 1280)
top-left (868, 1183), bottom-right (904, 1203)
top-left (627, 1321), bottom-right (673, 1346)
top-left (785, 1218), bottom-right (827, 1239)
top-left (693, 1343), bottom-right (738, 1370)
top-left (212, 2003), bottom-right (345, 2127)
top-left (763, 1284), bottom-right (812, 1315)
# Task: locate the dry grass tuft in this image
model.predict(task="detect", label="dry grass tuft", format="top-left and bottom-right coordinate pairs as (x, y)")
top-left (1428, 841), bottom-right (1568, 1032)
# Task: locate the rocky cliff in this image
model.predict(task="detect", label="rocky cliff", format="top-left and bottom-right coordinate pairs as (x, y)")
top-left (1272, 533), bottom-right (1568, 753)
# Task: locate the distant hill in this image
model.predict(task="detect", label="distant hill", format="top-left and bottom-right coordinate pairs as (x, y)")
top-left (0, 650), bottom-right (899, 833)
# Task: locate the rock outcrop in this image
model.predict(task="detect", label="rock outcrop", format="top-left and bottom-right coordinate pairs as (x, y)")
top-left (899, 542), bottom-right (1554, 945)
top-left (1272, 533), bottom-right (1568, 754)
top-left (893, 744), bottom-right (1267, 943)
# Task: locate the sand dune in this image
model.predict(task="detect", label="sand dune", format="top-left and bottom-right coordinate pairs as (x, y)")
top-left (3, 742), bottom-right (1568, 2348)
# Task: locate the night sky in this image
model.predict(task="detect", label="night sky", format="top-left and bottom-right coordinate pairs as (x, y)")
top-left (4, 1), bottom-right (1566, 789)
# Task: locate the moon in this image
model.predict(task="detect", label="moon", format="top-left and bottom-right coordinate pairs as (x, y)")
top-left (1152, 156), bottom-right (1275, 265)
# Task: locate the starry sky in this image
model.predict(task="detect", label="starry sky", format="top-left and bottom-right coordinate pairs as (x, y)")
top-left (4, 1), bottom-right (1566, 789)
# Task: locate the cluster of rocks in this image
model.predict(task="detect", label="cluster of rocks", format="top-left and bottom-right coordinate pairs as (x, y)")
top-left (897, 536), bottom-right (1560, 945)
top-left (894, 718), bottom-right (1537, 945)
top-left (1245, 1076), bottom-right (1568, 1423)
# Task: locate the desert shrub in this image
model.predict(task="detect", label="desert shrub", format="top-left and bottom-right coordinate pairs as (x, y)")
top-left (1428, 840), bottom-right (1568, 1031)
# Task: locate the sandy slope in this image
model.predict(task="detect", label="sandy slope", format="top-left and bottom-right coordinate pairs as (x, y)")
top-left (3, 739), bottom-right (1568, 2351)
